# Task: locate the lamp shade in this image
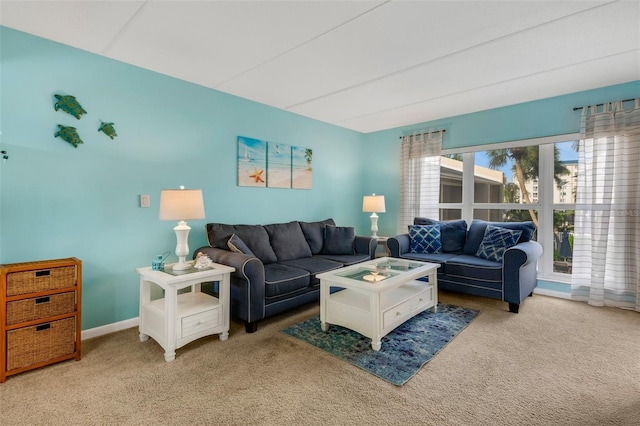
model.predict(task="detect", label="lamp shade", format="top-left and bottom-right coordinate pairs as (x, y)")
top-left (159, 188), bottom-right (205, 221)
top-left (362, 194), bottom-right (386, 213)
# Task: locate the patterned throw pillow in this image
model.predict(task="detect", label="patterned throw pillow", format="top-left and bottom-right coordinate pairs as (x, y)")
top-left (409, 224), bottom-right (442, 254)
top-left (475, 225), bottom-right (523, 262)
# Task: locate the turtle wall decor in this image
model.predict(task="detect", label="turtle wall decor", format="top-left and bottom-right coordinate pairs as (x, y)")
top-left (53, 94), bottom-right (87, 119)
top-left (54, 125), bottom-right (84, 148)
top-left (98, 121), bottom-right (117, 139)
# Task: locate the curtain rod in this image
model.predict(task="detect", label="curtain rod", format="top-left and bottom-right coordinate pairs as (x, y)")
top-left (399, 129), bottom-right (446, 139)
top-left (572, 98), bottom-right (635, 111)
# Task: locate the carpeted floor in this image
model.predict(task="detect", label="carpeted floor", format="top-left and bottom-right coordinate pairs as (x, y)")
top-left (283, 303), bottom-right (480, 385)
top-left (1, 292), bottom-right (639, 425)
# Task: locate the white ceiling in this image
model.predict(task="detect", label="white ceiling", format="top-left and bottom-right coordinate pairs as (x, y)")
top-left (2, 0), bottom-right (639, 133)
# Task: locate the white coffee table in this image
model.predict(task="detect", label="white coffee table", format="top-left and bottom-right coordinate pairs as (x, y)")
top-left (317, 257), bottom-right (439, 351)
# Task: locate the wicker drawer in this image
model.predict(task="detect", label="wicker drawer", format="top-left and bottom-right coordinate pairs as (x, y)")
top-left (6, 292), bottom-right (76, 325)
top-left (6, 317), bottom-right (76, 371)
top-left (6, 266), bottom-right (76, 296)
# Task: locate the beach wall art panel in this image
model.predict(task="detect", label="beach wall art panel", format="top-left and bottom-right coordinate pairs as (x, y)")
top-left (238, 136), bottom-right (267, 187)
top-left (237, 136), bottom-right (313, 190)
top-left (292, 146), bottom-right (313, 189)
top-left (267, 142), bottom-right (292, 188)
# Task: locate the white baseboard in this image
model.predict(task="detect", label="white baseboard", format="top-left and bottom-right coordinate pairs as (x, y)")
top-left (533, 288), bottom-right (574, 300)
top-left (79, 289), bottom-right (572, 340)
top-left (81, 317), bottom-right (139, 340)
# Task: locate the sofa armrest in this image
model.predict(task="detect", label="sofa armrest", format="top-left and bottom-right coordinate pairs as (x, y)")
top-left (387, 234), bottom-right (411, 258)
top-left (193, 246), bottom-right (266, 324)
top-left (354, 235), bottom-right (377, 259)
top-left (503, 241), bottom-right (544, 304)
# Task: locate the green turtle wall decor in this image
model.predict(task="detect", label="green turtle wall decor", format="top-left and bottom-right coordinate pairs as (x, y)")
top-left (98, 121), bottom-right (117, 139)
top-left (54, 125), bottom-right (84, 148)
top-left (53, 94), bottom-right (87, 119)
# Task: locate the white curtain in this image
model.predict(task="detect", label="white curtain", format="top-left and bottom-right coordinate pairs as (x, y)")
top-left (571, 99), bottom-right (640, 311)
top-left (398, 131), bottom-right (443, 234)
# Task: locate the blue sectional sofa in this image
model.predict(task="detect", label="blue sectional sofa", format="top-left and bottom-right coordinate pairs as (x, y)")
top-left (387, 218), bottom-right (543, 313)
top-left (194, 219), bottom-right (376, 332)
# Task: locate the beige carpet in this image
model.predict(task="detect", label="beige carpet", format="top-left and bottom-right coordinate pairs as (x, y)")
top-left (1, 292), bottom-right (639, 426)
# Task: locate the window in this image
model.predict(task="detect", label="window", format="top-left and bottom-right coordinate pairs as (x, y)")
top-left (437, 135), bottom-right (580, 281)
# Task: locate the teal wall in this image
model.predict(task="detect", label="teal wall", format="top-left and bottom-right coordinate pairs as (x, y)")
top-left (2, 27), bottom-right (638, 329)
top-left (0, 27), bottom-right (367, 329)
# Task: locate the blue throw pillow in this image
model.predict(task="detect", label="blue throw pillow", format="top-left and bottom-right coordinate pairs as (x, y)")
top-left (323, 226), bottom-right (355, 255)
top-left (227, 234), bottom-right (255, 257)
top-left (409, 224), bottom-right (442, 254)
top-left (413, 218), bottom-right (467, 253)
top-left (475, 225), bottom-right (523, 262)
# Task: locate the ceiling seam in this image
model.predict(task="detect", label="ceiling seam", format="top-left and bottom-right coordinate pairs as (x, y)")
top-left (334, 48), bottom-right (640, 127)
top-left (100, 0), bottom-right (149, 55)
top-left (285, 0), bottom-right (620, 111)
top-left (213, 0), bottom-right (391, 88)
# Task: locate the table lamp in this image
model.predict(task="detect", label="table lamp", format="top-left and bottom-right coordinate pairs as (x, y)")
top-left (159, 186), bottom-right (205, 271)
top-left (362, 194), bottom-right (385, 238)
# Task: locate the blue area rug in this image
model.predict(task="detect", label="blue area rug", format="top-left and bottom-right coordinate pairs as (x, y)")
top-left (282, 303), bottom-right (480, 386)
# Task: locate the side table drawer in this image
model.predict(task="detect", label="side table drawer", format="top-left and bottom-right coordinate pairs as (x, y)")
top-left (6, 292), bottom-right (76, 325)
top-left (181, 307), bottom-right (220, 339)
top-left (6, 317), bottom-right (76, 371)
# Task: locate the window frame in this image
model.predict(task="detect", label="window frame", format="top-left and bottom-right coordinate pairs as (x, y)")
top-left (440, 133), bottom-right (580, 284)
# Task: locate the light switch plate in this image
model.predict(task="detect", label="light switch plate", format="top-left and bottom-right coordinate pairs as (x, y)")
top-left (140, 194), bottom-right (150, 208)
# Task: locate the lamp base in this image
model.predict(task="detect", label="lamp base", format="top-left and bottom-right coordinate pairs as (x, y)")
top-left (172, 221), bottom-right (192, 271)
top-left (370, 212), bottom-right (379, 238)
top-left (172, 259), bottom-right (192, 271)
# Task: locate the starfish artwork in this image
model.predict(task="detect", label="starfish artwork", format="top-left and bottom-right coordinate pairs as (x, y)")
top-left (249, 168), bottom-right (265, 183)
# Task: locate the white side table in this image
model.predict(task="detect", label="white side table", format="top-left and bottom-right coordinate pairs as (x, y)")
top-left (136, 262), bottom-right (235, 362)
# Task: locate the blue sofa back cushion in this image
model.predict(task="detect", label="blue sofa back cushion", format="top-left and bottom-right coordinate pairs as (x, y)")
top-left (408, 224), bottom-right (442, 254)
top-left (413, 218), bottom-right (467, 253)
top-left (475, 225), bottom-right (523, 262)
top-left (264, 221), bottom-right (313, 261)
top-left (227, 234), bottom-right (256, 257)
top-left (323, 226), bottom-right (355, 255)
top-left (207, 223), bottom-right (278, 264)
top-left (463, 220), bottom-right (536, 255)
top-left (299, 218), bottom-right (336, 255)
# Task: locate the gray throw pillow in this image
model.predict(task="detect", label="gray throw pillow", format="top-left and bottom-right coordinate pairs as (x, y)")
top-left (264, 221), bottom-right (313, 261)
top-left (299, 218), bottom-right (336, 254)
top-left (206, 223), bottom-right (277, 264)
top-left (227, 234), bottom-right (255, 257)
top-left (323, 226), bottom-right (355, 255)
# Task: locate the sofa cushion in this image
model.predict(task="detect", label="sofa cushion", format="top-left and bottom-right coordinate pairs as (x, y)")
top-left (299, 218), bottom-right (336, 255)
top-left (398, 252), bottom-right (458, 274)
top-left (280, 257), bottom-right (343, 276)
top-left (323, 226), bottom-right (355, 255)
top-left (445, 254), bottom-right (502, 283)
top-left (316, 253), bottom-right (371, 266)
top-left (207, 223), bottom-right (277, 264)
top-left (464, 220), bottom-right (536, 255)
top-left (408, 224), bottom-right (442, 254)
top-left (475, 225), bottom-right (523, 262)
top-left (413, 218), bottom-right (467, 253)
top-left (264, 221), bottom-right (312, 261)
top-left (227, 234), bottom-right (255, 257)
top-left (263, 264), bottom-right (310, 298)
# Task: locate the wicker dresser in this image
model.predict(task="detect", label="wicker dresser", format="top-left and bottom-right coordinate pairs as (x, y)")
top-left (0, 258), bottom-right (82, 382)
